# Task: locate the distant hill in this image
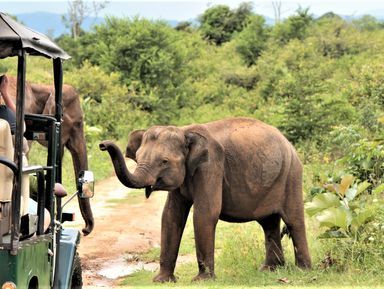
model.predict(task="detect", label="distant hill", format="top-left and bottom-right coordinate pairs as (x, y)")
top-left (13, 10), bottom-right (384, 39)
top-left (366, 9), bottom-right (384, 20)
top-left (14, 12), bottom-right (189, 38)
top-left (15, 12), bottom-right (104, 38)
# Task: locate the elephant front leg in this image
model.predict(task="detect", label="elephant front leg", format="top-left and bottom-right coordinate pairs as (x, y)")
top-left (192, 208), bottom-right (219, 281)
top-left (153, 191), bottom-right (192, 283)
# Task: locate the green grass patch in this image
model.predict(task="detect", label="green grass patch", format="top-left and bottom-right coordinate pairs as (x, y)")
top-left (121, 209), bottom-right (384, 288)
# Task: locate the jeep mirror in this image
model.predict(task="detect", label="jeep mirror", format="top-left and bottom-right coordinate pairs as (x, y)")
top-left (77, 170), bottom-right (95, 198)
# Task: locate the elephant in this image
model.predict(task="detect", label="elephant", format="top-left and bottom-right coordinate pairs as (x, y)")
top-left (4, 75), bottom-right (94, 235)
top-left (100, 117), bottom-right (311, 282)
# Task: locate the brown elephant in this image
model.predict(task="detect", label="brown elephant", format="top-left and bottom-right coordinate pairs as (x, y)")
top-left (100, 117), bottom-right (311, 282)
top-left (4, 75), bottom-right (94, 235)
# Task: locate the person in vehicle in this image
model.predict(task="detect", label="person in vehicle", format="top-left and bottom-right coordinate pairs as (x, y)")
top-left (0, 74), bottom-right (49, 233)
top-left (0, 75), bottom-right (29, 154)
top-left (0, 75), bottom-right (16, 134)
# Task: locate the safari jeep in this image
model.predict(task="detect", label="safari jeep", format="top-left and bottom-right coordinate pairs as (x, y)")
top-left (0, 12), bottom-right (94, 289)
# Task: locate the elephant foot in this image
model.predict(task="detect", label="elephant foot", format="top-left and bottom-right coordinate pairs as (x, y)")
top-left (259, 264), bottom-right (278, 272)
top-left (153, 273), bottom-right (177, 283)
top-left (296, 259), bottom-right (312, 270)
top-left (192, 272), bottom-right (216, 282)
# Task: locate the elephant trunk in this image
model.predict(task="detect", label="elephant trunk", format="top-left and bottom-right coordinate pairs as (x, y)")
top-left (66, 128), bottom-right (94, 236)
top-left (99, 141), bottom-right (148, 189)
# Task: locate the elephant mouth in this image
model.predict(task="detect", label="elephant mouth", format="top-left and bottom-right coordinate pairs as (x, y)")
top-left (145, 178), bottom-right (167, 198)
top-left (145, 186), bottom-right (153, 198)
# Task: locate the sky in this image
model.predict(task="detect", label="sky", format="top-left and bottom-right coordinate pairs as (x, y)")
top-left (1, 0), bottom-right (383, 20)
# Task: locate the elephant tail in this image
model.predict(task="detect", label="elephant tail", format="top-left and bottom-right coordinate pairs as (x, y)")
top-left (280, 225), bottom-right (291, 240)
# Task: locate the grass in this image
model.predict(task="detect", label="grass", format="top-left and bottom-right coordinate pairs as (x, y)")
top-left (119, 161), bottom-right (384, 289)
top-left (120, 218), bottom-right (384, 288)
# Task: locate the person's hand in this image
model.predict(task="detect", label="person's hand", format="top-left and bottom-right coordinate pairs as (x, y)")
top-left (0, 75), bottom-right (9, 95)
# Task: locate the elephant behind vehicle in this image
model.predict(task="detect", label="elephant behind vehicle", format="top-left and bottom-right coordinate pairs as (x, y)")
top-left (3, 75), bottom-right (94, 236)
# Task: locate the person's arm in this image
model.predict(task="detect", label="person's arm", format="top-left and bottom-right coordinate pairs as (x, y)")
top-left (0, 75), bottom-right (16, 113)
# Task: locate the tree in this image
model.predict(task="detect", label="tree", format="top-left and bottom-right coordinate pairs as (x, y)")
top-left (235, 15), bottom-right (269, 65)
top-left (62, 0), bottom-right (108, 39)
top-left (175, 21), bottom-right (193, 32)
top-left (76, 17), bottom-right (198, 123)
top-left (199, 2), bottom-right (253, 45)
top-left (352, 15), bottom-right (384, 31)
top-left (272, 7), bottom-right (313, 44)
top-left (272, 1), bottom-right (282, 24)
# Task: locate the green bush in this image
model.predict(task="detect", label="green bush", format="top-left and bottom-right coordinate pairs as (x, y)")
top-left (64, 61), bottom-right (147, 139)
top-left (340, 139), bottom-right (384, 185)
top-left (198, 2), bottom-right (253, 45)
top-left (235, 15), bottom-right (269, 66)
top-left (346, 59), bottom-right (384, 104)
top-left (306, 175), bottom-right (384, 271)
top-left (309, 18), bottom-right (377, 59)
top-left (271, 7), bottom-right (313, 45)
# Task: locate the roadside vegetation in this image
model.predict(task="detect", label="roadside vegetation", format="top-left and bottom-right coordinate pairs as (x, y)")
top-left (1, 2), bottom-right (384, 287)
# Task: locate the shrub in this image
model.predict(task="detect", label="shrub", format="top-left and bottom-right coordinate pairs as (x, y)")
top-left (199, 2), bottom-right (253, 45)
top-left (306, 175), bottom-right (384, 270)
top-left (271, 7), bottom-right (313, 45)
top-left (235, 15), bottom-right (269, 66)
top-left (340, 139), bottom-right (384, 185)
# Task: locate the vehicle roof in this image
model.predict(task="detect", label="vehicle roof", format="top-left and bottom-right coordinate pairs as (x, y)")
top-left (0, 12), bottom-right (70, 60)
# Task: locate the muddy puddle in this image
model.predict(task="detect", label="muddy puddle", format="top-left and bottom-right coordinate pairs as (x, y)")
top-left (91, 254), bottom-right (194, 281)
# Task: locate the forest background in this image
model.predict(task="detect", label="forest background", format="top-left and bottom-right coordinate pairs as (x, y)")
top-left (1, 2), bottom-right (384, 286)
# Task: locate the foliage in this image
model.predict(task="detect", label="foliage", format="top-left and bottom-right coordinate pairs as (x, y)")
top-left (340, 139), bottom-right (384, 185)
top-left (352, 15), bottom-right (384, 31)
top-left (64, 61), bottom-right (146, 139)
top-left (82, 17), bottom-right (182, 86)
top-left (271, 7), bottom-right (313, 45)
top-left (174, 21), bottom-right (193, 32)
top-left (251, 38), bottom-right (355, 143)
top-left (309, 18), bottom-right (376, 59)
top-left (198, 2), bottom-right (253, 45)
top-left (342, 59), bottom-right (384, 112)
top-left (235, 15), bottom-right (269, 65)
top-left (306, 175), bottom-right (378, 238)
top-left (306, 175), bottom-right (384, 271)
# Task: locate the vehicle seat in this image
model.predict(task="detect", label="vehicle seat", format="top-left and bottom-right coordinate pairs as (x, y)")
top-left (0, 119), bottom-right (31, 237)
top-left (0, 119), bottom-right (13, 201)
top-left (0, 119), bottom-right (13, 236)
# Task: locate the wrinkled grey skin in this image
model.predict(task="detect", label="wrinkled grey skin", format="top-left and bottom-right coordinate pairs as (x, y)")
top-left (100, 117), bottom-right (311, 282)
top-left (6, 75), bottom-right (94, 235)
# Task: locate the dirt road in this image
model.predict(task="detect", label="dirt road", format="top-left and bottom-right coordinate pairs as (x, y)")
top-left (66, 168), bottom-right (167, 288)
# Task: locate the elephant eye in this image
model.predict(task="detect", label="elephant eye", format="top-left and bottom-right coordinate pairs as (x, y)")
top-left (160, 159), bottom-right (168, 166)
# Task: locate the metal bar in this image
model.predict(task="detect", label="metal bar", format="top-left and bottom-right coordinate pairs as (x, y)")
top-left (53, 58), bottom-right (63, 184)
top-left (36, 171), bottom-right (45, 235)
top-left (10, 50), bottom-right (26, 255)
top-left (45, 119), bottom-right (56, 229)
top-left (52, 58), bottom-right (64, 289)
top-left (22, 165), bottom-right (44, 174)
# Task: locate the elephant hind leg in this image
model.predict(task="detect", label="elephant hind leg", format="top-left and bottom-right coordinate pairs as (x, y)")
top-left (281, 220), bottom-right (311, 269)
top-left (281, 173), bottom-right (311, 269)
top-left (258, 214), bottom-right (285, 271)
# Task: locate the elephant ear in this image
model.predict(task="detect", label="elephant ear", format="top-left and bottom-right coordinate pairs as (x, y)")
top-left (185, 132), bottom-right (209, 176)
top-left (125, 129), bottom-right (145, 161)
